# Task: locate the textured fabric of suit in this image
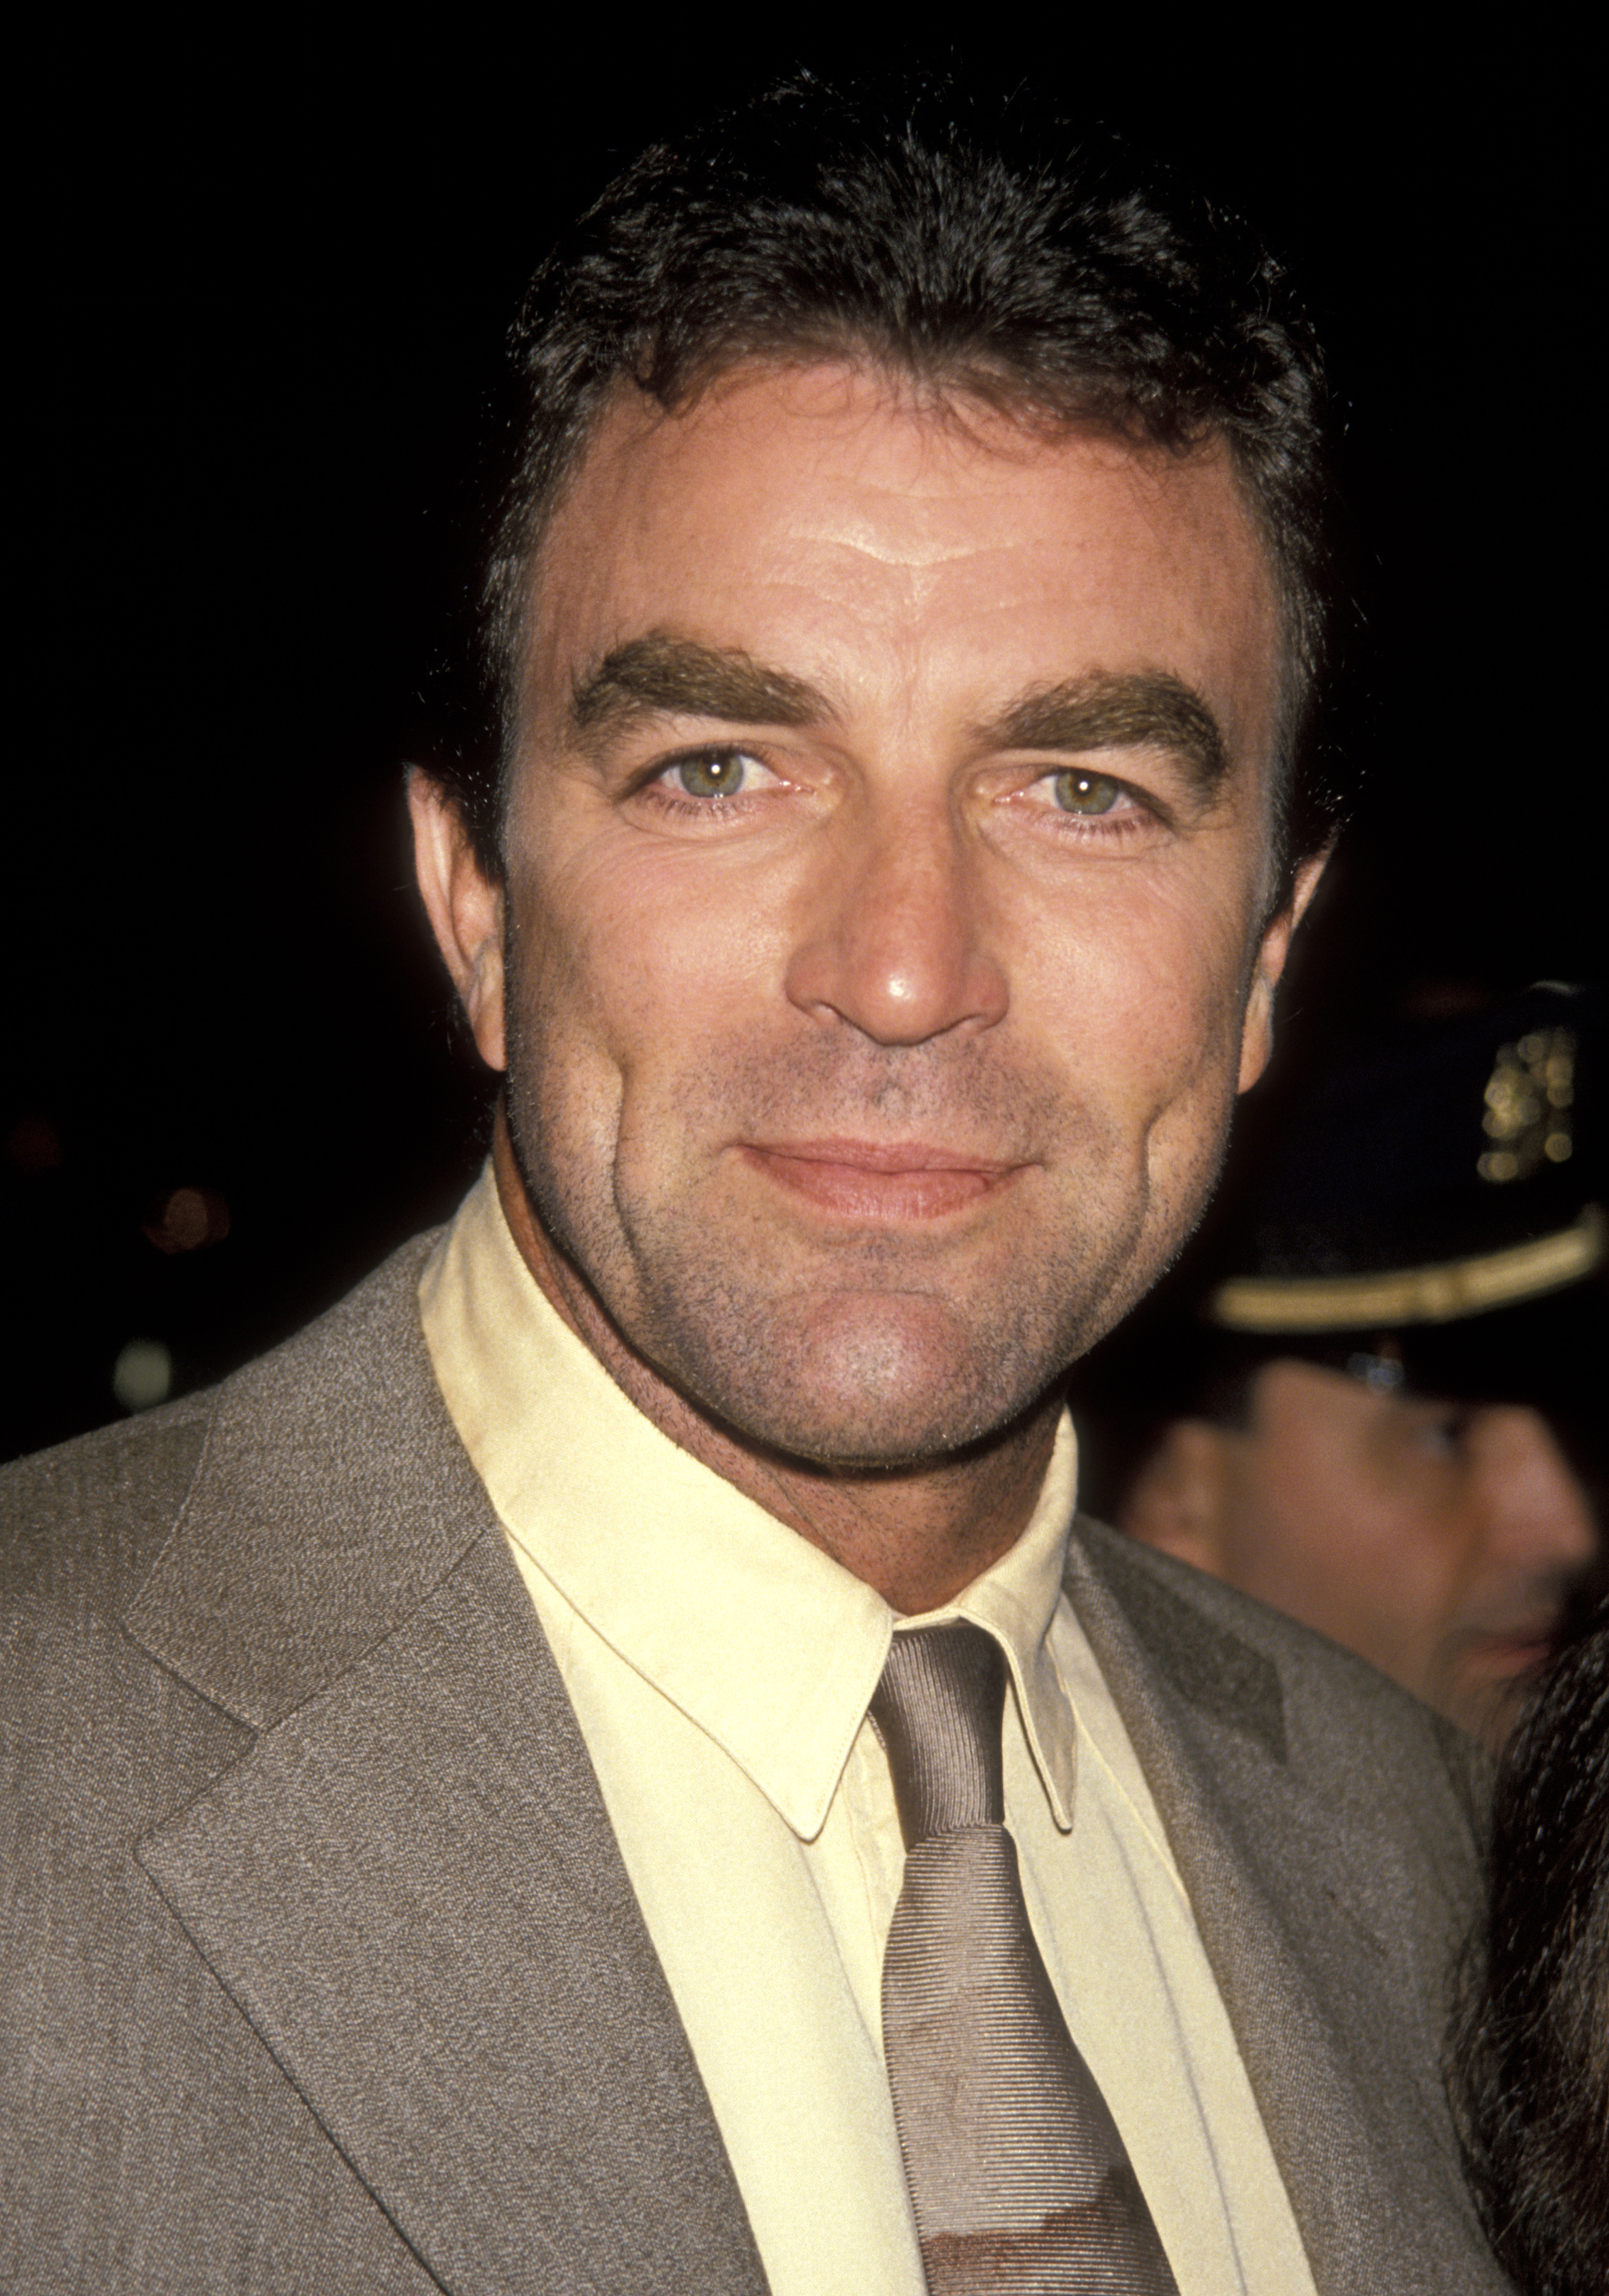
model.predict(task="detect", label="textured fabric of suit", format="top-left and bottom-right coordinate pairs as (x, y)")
top-left (2, 1234), bottom-right (1509, 2294)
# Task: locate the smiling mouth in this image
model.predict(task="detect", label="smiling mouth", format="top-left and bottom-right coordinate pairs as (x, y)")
top-left (738, 1140), bottom-right (1025, 1220)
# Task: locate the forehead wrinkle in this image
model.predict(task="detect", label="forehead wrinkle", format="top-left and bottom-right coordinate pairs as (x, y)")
top-left (569, 631), bottom-right (837, 743)
top-left (976, 671), bottom-right (1232, 799)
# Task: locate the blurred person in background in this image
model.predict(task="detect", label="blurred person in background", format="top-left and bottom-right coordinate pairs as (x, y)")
top-left (1448, 1590), bottom-right (1609, 2292)
top-left (1075, 983), bottom-right (1604, 1749)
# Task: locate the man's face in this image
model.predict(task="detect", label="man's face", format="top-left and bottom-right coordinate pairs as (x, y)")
top-left (1127, 1359), bottom-right (1599, 1745)
top-left (486, 363), bottom-right (1297, 1467)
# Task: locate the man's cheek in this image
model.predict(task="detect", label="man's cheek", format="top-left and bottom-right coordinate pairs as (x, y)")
top-left (1033, 925), bottom-right (1243, 1124)
top-left (510, 883), bottom-right (664, 1069)
top-left (566, 869), bottom-right (786, 1057)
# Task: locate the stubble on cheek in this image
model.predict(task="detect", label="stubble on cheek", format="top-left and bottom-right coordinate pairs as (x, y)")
top-left (501, 955), bottom-right (1229, 1466)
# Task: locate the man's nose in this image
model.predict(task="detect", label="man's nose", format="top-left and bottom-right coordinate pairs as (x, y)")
top-left (783, 797), bottom-right (1009, 1046)
top-left (1472, 1407), bottom-right (1600, 1577)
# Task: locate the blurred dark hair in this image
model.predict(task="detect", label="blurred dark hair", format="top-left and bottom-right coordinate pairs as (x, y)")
top-left (1449, 1600), bottom-right (1609, 2294)
top-left (439, 73), bottom-right (1342, 885)
top-left (1070, 1284), bottom-right (1609, 1528)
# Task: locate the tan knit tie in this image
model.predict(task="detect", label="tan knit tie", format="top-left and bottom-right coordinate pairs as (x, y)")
top-left (873, 1621), bottom-right (1180, 2295)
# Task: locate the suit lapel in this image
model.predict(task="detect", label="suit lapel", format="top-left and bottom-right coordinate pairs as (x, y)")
top-left (1066, 1516), bottom-right (1505, 2296)
top-left (126, 1241), bottom-right (765, 2296)
top-left (119, 1234), bottom-right (1497, 2294)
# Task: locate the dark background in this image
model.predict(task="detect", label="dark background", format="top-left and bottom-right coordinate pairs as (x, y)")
top-left (5, 35), bottom-right (1601, 1463)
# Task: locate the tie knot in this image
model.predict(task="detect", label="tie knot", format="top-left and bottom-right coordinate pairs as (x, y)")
top-left (871, 1620), bottom-right (1007, 1847)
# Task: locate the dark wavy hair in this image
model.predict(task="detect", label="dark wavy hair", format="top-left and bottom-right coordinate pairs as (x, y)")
top-left (1450, 1597), bottom-right (1609, 2293)
top-left (440, 74), bottom-right (1342, 885)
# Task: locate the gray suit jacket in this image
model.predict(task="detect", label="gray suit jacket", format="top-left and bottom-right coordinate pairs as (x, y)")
top-left (2, 1234), bottom-right (1507, 2294)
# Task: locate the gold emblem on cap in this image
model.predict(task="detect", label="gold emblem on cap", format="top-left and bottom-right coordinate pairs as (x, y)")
top-left (1478, 1026), bottom-right (1575, 1183)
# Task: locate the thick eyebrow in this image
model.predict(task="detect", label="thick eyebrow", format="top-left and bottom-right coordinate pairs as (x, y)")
top-left (977, 672), bottom-right (1232, 799)
top-left (570, 634), bottom-right (832, 741)
top-left (570, 641), bottom-right (1232, 800)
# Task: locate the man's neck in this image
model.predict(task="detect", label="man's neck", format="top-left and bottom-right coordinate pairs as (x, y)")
top-left (491, 1117), bottom-right (1062, 1614)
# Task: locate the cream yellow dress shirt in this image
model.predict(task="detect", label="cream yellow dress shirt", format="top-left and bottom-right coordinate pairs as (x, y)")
top-left (419, 1167), bottom-right (1317, 2296)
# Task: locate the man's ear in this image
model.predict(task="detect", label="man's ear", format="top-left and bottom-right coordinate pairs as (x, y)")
top-left (407, 768), bottom-right (508, 1074)
top-left (1237, 843), bottom-right (1330, 1094)
top-left (1116, 1420), bottom-right (1234, 1577)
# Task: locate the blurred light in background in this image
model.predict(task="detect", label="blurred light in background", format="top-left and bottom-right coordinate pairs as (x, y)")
top-left (142, 1187), bottom-right (231, 1254)
top-left (112, 1339), bottom-right (173, 1412)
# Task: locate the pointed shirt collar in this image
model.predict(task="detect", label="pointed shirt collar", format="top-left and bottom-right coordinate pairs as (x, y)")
top-left (419, 1166), bottom-right (1079, 1840)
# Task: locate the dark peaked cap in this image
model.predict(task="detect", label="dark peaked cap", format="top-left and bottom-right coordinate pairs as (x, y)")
top-left (1068, 981), bottom-right (1606, 1473)
top-left (1206, 983), bottom-right (1603, 1342)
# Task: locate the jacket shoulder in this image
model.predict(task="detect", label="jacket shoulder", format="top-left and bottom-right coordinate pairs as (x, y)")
top-left (0, 1241), bottom-right (464, 2296)
top-left (2, 1393), bottom-right (214, 1616)
top-left (1, 1228), bottom-right (447, 1636)
top-left (1072, 1508), bottom-right (1490, 1808)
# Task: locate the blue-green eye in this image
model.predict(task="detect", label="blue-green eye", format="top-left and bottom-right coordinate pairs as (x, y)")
top-left (671, 751), bottom-right (751, 798)
top-left (1053, 769), bottom-right (1121, 815)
